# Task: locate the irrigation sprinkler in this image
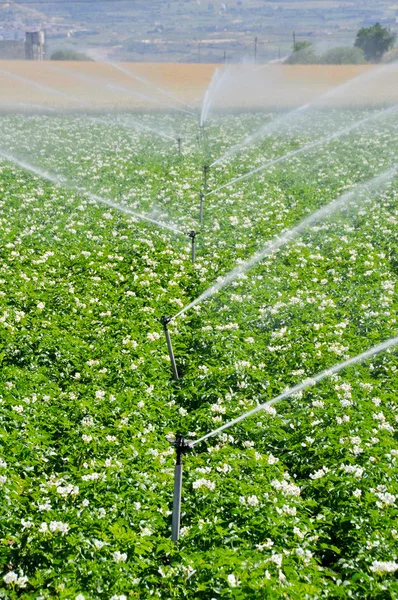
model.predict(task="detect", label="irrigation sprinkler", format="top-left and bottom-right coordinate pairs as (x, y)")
top-left (167, 435), bottom-right (193, 543)
top-left (160, 316), bottom-right (179, 380)
top-left (203, 164), bottom-right (210, 190)
top-left (187, 230), bottom-right (199, 264)
top-left (177, 137), bottom-right (182, 155)
top-left (199, 191), bottom-right (205, 224)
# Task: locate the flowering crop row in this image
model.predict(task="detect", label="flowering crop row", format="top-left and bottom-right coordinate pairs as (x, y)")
top-left (0, 109), bottom-right (397, 599)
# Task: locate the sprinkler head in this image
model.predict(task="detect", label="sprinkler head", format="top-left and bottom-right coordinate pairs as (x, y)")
top-left (160, 315), bottom-right (172, 327)
top-left (187, 230), bottom-right (198, 240)
top-left (167, 435), bottom-right (194, 461)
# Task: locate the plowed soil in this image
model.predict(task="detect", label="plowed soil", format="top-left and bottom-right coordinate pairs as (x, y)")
top-left (0, 62), bottom-right (396, 111)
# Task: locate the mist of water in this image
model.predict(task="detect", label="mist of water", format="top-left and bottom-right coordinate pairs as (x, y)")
top-left (200, 67), bottom-right (234, 127)
top-left (106, 61), bottom-right (196, 112)
top-left (92, 115), bottom-right (177, 142)
top-left (0, 148), bottom-right (185, 236)
top-left (172, 167), bottom-right (396, 320)
top-left (106, 81), bottom-right (195, 116)
top-left (192, 335), bottom-right (398, 447)
top-left (0, 69), bottom-right (88, 108)
top-left (208, 104), bottom-right (398, 197)
top-left (48, 66), bottom-right (195, 117)
top-left (212, 63), bottom-right (397, 167)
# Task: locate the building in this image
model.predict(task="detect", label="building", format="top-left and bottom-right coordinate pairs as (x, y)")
top-left (25, 30), bottom-right (45, 60)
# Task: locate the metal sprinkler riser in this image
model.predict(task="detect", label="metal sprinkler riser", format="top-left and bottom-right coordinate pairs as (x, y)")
top-left (160, 316), bottom-right (179, 380)
top-left (203, 164), bottom-right (210, 190)
top-left (168, 435), bottom-right (193, 542)
top-left (177, 137), bottom-right (182, 155)
top-left (199, 191), bottom-right (204, 225)
top-left (187, 230), bottom-right (199, 264)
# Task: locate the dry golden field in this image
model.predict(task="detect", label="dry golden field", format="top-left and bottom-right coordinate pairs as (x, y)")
top-left (0, 61), bottom-right (397, 111)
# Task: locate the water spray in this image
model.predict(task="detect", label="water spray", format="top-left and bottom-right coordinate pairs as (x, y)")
top-left (160, 316), bottom-right (179, 380)
top-left (167, 435), bottom-right (193, 542)
top-left (192, 335), bottom-right (398, 448)
top-left (199, 191), bottom-right (205, 225)
top-left (187, 230), bottom-right (199, 264)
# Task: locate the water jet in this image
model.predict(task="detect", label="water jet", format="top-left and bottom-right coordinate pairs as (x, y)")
top-left (160, 316), bottom-right (179, 380)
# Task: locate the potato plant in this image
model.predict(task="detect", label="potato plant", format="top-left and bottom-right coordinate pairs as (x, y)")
top-left (0, 109), bottom-right (397, 599)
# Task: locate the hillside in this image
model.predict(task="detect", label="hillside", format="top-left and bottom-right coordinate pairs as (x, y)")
top-left (0, 0), bottom-right (396, 62)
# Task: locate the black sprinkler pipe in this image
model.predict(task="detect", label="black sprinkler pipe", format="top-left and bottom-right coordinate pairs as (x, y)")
top-left (203, 164), bottom-right (210, 190)
top-left (187, 230), bottom-right (198, 264)
top-left (168, 435), bottom-right (193, 542)
top-left (199, 191), bottom-right (204, 225)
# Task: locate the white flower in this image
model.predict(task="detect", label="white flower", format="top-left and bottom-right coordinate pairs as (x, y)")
top-left (310, 467), bottom-right (329, 480)
top-left (140, 528), bottom-right (152, 537)
top-left (341, 464), bottom-right (364, 478)
top-left (21, 519), bottom-right (34, 529)
top-left (39, 522), bottom-right (48, 533)
top-left (227, 573), bottom-right (238, 587)
top-left (353, 489), bottom-right (362, 498)
top-left (269, 553), bottom-right (283, 567)
top-left (268, 454), bottom-right (279, 465)
top-left (37, 301), bottom-right (45, 311)
top-left (370, 560), bottom-right (398, 573)
top-left (82, 434), bottom-right (92, 443)
top-left (75, 595), bottom-right (86, 600)
top-left (293, 526), bottom-right (305, 539)
top-left (95, 390), bottom-right (106, 399)
top-left (256, 538), bottom-right (274, 550)
top-left (113, 551), bottom-right (127, 563)
top-left (3, 571), bottom-right (18, 585)
top-left (110, 596), bottom-right (127, 600)
top-left (147, 332), bottom-right (161, 341)
top-left (16, 575), bottom-right (28, 588)
top-left (375, 491), bottom-right (396, 507)
top-left (247, 495), bottom-right (259, 506)
top-left (271, 479), bottom-right (300, 496)
top-left (49, 521), bottom-right (70, 535)
top-left (192, 479), bottom-right (215, 491)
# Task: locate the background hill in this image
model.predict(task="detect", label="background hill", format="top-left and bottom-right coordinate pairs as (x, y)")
top-left (0, 0), bottom-right (396, 62)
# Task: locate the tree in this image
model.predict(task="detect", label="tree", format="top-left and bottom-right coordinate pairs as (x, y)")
top-left (285, 42), bottom-right (317, 64)
top-left (319, 46), bottom-right (365, 65)
top-left (354, 23), bottom-right (396, 62)
top-left (50, 49), bottom-right (93, 61)
top-left (293, 40), bottom-right (312, 53)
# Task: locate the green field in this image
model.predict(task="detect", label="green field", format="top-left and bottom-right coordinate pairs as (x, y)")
top-left (0, 107), bottom-right (397, 598)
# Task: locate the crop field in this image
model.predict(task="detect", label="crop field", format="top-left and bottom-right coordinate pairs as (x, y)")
top-left (0, 95), bottom-right (398, 599)
top-left (2, 62), bottom-right (398, 111)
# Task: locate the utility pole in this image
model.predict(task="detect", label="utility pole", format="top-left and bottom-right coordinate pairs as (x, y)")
top-left (198, 42), bottom-right (201, 63)
top-left (254, 36), bottom-right (258, 63)
top-left (223, 50), bottom-right (226, 64)
top-left (293, 31), bottom-right (296, 51)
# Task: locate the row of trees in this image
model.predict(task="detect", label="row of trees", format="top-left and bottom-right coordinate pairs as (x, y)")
top-left (286, 23), bottom-right (396, 65)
